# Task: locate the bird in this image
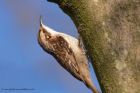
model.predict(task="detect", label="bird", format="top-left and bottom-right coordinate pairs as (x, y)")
top-left (38, 17), bottom-right (99, 93)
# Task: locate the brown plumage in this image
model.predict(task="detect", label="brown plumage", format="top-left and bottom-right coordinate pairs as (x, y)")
top-left (38, 19), bottom-right (99, 93)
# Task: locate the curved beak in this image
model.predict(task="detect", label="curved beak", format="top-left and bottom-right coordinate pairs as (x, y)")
top-left (40, 15), bottom-right (43, 27)
top-left (38, 16), bottom-right (46, 46)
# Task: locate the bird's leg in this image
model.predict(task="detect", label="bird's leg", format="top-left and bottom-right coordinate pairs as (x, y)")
top-left (78, 36), bottom-right (92, 67)
top-left (78, 36), bottom-right (86, 55)
top-left (78, 36), bottom-right (91, 59)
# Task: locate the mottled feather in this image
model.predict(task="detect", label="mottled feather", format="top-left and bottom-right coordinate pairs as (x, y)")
top-left (48, 36), bottom-right (82, 80)
top-left (38, 18), bottom-right (99, 93)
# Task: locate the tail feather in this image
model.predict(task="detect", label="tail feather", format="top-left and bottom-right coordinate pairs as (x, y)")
top-left (84, 78), bottom-right (99, 93)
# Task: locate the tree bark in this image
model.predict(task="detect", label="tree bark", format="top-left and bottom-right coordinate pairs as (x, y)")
top-left (48, 0), bottom-right (140, 93)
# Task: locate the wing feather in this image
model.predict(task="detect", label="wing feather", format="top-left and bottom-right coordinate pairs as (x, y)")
top-left (50, 36), bottom-right (82, 80)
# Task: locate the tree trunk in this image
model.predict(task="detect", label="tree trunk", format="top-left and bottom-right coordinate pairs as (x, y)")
top-left (48, 0), bottom-right (140, 93)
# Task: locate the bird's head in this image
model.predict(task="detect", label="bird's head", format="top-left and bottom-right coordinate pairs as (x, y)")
top-left (38, 18), bottom-right (56, 52)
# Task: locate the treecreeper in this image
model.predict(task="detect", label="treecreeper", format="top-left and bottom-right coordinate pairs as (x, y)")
top-left (38, 17), bottom-right (99, 93)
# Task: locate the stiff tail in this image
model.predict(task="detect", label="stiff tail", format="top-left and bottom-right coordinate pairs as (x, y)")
top-left (84, 78), bottom-right (99, 93)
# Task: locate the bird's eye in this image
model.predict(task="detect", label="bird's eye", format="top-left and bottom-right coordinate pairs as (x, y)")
top-left (46, 35), bottom-right (51, 39)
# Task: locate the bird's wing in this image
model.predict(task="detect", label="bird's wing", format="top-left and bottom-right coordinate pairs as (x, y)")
top-left (50, 36), bottom-right (82, 80)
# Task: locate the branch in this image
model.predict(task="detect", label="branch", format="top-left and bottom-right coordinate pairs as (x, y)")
top-left (48, 0), bottom-right (140, 93)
